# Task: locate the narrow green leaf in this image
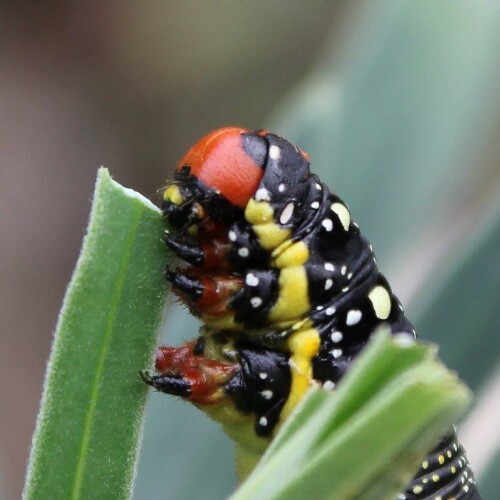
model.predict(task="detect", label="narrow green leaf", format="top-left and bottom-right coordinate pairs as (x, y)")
top-left (276, 363), bottom-right (468, 500)
top-left (233, 332), bottom-right (471, 500)
top-left (23, 168), bottom-right (169, 500)
top-left (257, 330), bottom-right (429, 467)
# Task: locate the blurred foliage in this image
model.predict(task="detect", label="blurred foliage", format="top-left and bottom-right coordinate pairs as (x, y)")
top-left (413, 200), bottom-right (500, 393)
top-left (136, 1), bottom-right (500, 499)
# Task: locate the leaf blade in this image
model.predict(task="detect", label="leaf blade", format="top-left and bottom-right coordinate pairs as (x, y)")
top-left (24, 168), bottom-right (169, 500)
top-left (232, 332), bottom-right (471, 500)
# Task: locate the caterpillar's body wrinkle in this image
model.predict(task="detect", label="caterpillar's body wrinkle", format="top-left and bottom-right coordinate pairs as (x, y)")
top-left (142, 127), bottom-right (480, 498)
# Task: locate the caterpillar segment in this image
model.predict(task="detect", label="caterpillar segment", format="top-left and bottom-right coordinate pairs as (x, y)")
top-left (143, 127), bottom-right (480, 499)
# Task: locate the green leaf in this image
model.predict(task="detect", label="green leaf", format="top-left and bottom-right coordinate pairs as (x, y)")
top-left (23, 168), bottom-right (169, 500)
top-left (232, 331), bottom-right (471, 500)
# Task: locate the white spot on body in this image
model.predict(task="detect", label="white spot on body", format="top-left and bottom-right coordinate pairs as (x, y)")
top-left (250, 297), bottom-right (263, 308)
top-left (315, 182), bottom-right (322, 190)
top-left (326, 307), bottom-right (336, 316)
top-left (259, 416), bottom-right (268, 427)
top-left (347, 272), bottom-right (353, 280)
top-left (342, 286), bottom-right (349, 292)
top-left (269, 145), bottom-right (281, 161)
top-left (341, 265), bottom-right (347, 275)
top-left (278, 183), bottom-right (286, 192)
top-left (332, 349), bottom-right (343, 358)
top-left (330, 203), bottom-right (351, 231)
top-left (261, 390), bottom-right (273, 400)
top-left (368, 285), bottom-right (392, 320)
top-left (280, 202), bottom-right (295, 224)
top-left (228, 230), bottom-right (237, 241)
top-left (255, 188), bottom-right (271, 201)
top-left (323, 380), bottom-right (336, 391)
top-left (316, 305), bottom-right (324, 311)
top-left (324, 279), bottom-right (333, 290)
top-left (259, 372), bottom-right (268, 380)
top-left (238, 247), bottom-right (249, 257)
top-left (246, 273), bottom-right (259, 286)
top-left (322, 218), bottom-right (333, 231)
top-left (346, 309), bottom-right (362, 326)
top-left (311, 201), bottom-right (320, 209)
top-left (324, 262), bottom-right (334, 272)
top-left (331, 331), bottom-right (343, 343)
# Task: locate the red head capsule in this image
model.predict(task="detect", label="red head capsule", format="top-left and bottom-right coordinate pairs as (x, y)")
top-left (177, 127), bottom-right (266, 208)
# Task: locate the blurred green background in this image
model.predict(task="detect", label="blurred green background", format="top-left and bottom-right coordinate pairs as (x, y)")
top-left (1, 2), bottom-right (499, 499)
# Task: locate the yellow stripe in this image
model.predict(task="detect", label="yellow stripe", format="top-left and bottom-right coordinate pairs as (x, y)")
top-left (245, 199), bottom-right (290, 250)
top-left (253, 224), bottom-right (290, 250)
top-left (269, 267), bottom-right (310, 322)
top-left (280, 328), bottom-right (321, 420)
top-left (272, 241), bottom-right (309, 268)
top-left (245, 198), bottom-right (274, 224)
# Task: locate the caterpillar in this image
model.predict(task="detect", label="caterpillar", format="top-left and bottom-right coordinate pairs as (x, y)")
top-left (141, 127), bottom-right (480, 499)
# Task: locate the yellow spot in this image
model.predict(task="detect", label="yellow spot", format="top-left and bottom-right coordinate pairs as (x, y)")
top-left (273, 241), bottom-right (309, 268)
top-left (413, 485), bottom-right (423, 494)
top-left (436, 497), bottom-right (442, 500)
top-left (422, 461), bottom-right (429, 469)
top-left (164, 184), bottom-right (184, 204)
top-left (331, 202), bottom-right (351, 231)
top-left (269, 267), bottom-right (310, 322)
top-left (438, 455), bottom-right (445, 465)
top-left (245, 199), bottom-right (274, 224)
top-left (451, 466), bottom-right (456, 473)
top-left (280, 328), bottom-right (321, 420)
top-left (432, 475), bottom-right (440, 482)
top-left (368, 285), bottom-right (392, 320)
